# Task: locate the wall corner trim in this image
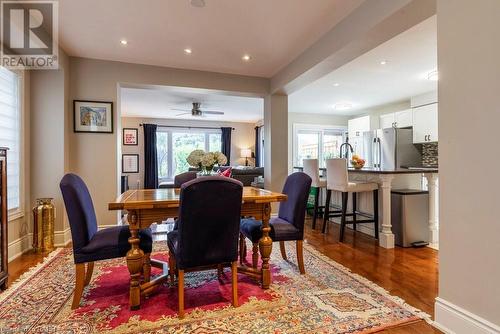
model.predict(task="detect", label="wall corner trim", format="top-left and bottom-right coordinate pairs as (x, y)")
top-left (434, 297), bottom-right (500, 334)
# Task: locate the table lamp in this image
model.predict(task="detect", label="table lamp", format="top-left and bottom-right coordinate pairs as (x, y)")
top-left (240, 149), bottom-right (252, 166)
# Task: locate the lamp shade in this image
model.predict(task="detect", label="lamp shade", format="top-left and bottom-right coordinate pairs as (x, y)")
top-left (240, 149), bottom-right (252, 158)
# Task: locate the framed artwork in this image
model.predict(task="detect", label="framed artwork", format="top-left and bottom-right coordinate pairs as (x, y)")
top-left (74, 100), bottom-right (113, 133)
top-left (123, 128), bottom-right (138, 145)
top-left (122, 154), bottom-right (139, 173)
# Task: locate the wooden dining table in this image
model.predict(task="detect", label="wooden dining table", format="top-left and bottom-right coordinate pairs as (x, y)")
top-left (109, 186), bottom-right (287, 310)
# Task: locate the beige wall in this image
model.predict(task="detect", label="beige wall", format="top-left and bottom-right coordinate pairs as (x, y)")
top-left (121, 117), bottom-right (256, 189)
top-left (287, 112), bottom-right (349, 172)
top-left (436, 0), bottom-right (500, 330)
top-left (69, 57), bottom-right (269, 226)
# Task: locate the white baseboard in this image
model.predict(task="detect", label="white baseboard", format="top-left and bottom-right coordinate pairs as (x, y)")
top-left (54, 228), bottom-right (72, 247)
top-left (8, 233), bottom-right (33, 262)
top-left (435, 297), bottom-right (500, 334)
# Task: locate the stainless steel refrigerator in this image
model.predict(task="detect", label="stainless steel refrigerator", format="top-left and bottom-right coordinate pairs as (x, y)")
top-left (362, 128), bottom-right (421, 170)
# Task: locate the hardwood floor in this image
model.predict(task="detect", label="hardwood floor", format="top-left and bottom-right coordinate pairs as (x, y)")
top-left (8, 220), bottom-right (440, 333)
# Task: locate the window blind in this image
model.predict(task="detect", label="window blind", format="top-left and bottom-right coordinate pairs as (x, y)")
top-left (0, 67), bottom-right (20, 211)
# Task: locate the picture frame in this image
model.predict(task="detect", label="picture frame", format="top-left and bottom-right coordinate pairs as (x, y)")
top-left (122, 154), bottom-right (139, 173)
top-left (73, 100), bottom-right (113, 133)
top-left (123, 128), bottom-right (138, 145)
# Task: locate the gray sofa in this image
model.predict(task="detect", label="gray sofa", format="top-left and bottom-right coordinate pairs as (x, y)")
top-left (187, 166), bottom-right (264, 186)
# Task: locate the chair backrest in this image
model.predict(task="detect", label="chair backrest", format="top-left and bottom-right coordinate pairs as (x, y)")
top-left (60, 173), bottom-right (98, 253)
top-left (176, 176), bottom-right (243, 269)
top-left (278, 172), bottom-right (312, 235)
top-left (174, 171), bottom-right (197, 188)
top-left (302, 159), bottom-right (321, 187)
top-left (326, 158), bottom-right (348, 190)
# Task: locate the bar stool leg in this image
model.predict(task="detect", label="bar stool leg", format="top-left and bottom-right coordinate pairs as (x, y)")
top-left (322, 189), bottom-right (332, 234)
top-left (352, 192), bottom-right (357, 231)
top-left (312, 187), bottom-right (320, 230)
top-left (339, 192), bottom-right (348, 242)
top-left (373, 189), bottom-right (379, 240)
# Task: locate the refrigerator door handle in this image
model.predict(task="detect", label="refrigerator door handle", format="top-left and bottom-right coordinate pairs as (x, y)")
top-left (377, 137), bottom-right (382, 168)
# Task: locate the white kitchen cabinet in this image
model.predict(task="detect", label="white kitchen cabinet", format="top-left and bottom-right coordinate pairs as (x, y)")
top-left (413, 103), bottom-right (438, 143)
top-left (348, 116), bottom-right (370, 138)
top-left (379, 109), bottom-right (413, 129)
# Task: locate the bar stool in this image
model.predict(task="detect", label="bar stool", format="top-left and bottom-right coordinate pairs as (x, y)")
top-left (303, 159), bottom-right (327, 230)
top-left (322, 158), bottom-right (379, 242)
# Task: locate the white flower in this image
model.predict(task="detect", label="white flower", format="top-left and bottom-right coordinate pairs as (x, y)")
top-left (201, 152), bottom-right (216, 167)
top-left (214, 151), bottom-right (227, 165)
top-left (187, 149), bottom-right (205, 167)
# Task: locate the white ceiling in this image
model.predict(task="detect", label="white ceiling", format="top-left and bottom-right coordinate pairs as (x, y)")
top-left (120, 87), bottom-right (263, 123)
top-left (289, 16), bottom-right (437, 116)
top-left (59, 0), bottom-right (364, 77)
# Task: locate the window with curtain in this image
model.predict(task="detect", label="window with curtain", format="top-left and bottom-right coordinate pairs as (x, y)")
top-left (293, 125), bottom-right (346, 168)
top-left (157, 128), bottom-right (222, 181)
top-left (0, 67), bottom-right (21, 213)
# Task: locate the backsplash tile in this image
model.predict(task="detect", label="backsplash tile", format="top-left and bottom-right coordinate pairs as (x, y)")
top-left (422, 143), bottom-right (438, 167)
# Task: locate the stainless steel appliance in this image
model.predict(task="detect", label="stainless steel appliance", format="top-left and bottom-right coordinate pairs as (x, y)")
top-left (391, 189), bottom-right (429, 247)
top-left (362, 128), bottom-right (421, 169)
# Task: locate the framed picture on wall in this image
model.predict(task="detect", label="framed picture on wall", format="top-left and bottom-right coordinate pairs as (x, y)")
top-left (122, 154), bottom-right (139, 173)
top-left (123, 128), bottom-right (138, 145)
top-left (73, 100), bottom-right (113, 133)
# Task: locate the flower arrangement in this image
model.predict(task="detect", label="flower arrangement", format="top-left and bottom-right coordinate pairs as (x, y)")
top-left (187, 150), bottom-right (228, 175)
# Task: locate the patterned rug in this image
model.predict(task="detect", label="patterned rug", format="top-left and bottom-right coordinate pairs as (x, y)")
top-left (0, 241), bottom-right (430, 333)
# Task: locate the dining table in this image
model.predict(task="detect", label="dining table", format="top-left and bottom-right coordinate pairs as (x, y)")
top-left (109, 186), bottom-right (287, 310)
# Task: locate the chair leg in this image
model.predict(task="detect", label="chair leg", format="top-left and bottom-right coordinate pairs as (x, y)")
top-left (84, 262), bottom-right (94, 286)
top-left (168, 251), bottom-right (176, 284)
top-left (296, 240), bottom-right (305, 274)
top-left (322, 189), bottom-right (332, 233)
top-left (143, 253), bottom-right (151, 283)
top-left (231, 261), bottom-right (239, 307)
top-left (72, 263), bottom-right (86, 309)
top-left (252, 243), bottom-right (259, 269)
top-left (312, 187), bottom-right (320, 229)
top-left (178, 269), bottom-right (185, 318)
top-left (339, 192), bottom-right (348, 242)
top-left (352, 193), bottom-right (357, 231)
top-left (373, 189), bottom-right (379, 240)
top-left (279, 241), bottom-right (287, 260)
top-left (239, 233), bottom-right (246, 265)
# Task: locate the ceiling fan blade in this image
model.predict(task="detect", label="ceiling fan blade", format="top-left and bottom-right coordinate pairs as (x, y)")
top-left (171, 108), bottom-right (191, 112)
top-left (175, 112), bottom-right (191, 116)
top-left (202, 110), bottom-right (225, 115)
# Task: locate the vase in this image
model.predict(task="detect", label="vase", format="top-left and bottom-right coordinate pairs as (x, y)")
top-left (198, 166), bottom-right (215, 177)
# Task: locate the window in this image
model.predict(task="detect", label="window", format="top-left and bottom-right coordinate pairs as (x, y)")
top-left (157, 128), bottom-right (222, 181)
top-left (0, 67), bottom-right (21, 214)
top-left (293, 124), bottom-right (346, 168)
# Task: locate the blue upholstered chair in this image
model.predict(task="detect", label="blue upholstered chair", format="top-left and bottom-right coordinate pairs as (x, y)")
top-left (174, 171), bottom-right (197, 188)
top-left (240, 172), bottom-right (312, 274)
top-left (167, 176), bottom-right (243, 318)
top-left (60, 173), bottom-right (153, 309)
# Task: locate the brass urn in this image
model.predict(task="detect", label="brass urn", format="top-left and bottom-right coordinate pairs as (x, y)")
top-left (33, 198), bottom-right (55, 252)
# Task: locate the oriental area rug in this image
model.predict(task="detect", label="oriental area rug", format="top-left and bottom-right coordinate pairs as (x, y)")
top-left (0, 241), bottom-right (431, 333)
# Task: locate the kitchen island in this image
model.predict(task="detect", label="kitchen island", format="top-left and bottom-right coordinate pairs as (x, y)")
top-left (294, 166), bottom-right (439, 249)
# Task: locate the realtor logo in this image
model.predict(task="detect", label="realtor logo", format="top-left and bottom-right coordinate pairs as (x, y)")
top-left (1, 0), bottom-right (58, 69)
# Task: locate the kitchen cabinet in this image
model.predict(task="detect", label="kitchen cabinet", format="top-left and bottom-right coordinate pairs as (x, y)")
top-left (413, 103), bottom-right (438, 143)
top-left (379, 109), bottom-right (413, 129)
top-left (348, 116), bottom-right (370, 138)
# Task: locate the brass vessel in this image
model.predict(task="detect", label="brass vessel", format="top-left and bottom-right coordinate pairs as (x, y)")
top-left (33, 198), bottom-right (55, 252)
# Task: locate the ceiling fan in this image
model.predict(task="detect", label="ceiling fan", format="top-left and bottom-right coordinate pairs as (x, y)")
top-left (172, 102), bottom-right (224, 117)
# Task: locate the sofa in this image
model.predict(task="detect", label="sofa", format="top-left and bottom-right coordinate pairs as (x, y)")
top-left (187, 166), bottom-right (264, 186)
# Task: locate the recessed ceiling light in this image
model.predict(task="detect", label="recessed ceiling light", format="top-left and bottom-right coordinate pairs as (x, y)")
top-left (427, 70), bottom-right (438, 81)
top-left (120, 39), bottom-right (128, 46)
top-left (333, 83), bottom-right (340, 87)
top-left (184, 48), bottom-right (192, 54)
top-left (242, 54), bottom-right (251, 61)
top-left (333, 102), bottom-right (353, 111)
top-left (380, 60), bottom-right (387, 65)
top-left (190, 0), bottom-right (205, 7)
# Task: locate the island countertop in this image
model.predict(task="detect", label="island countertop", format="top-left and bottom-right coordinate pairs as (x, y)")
top-left (293, 166), bottom-right (438, 174)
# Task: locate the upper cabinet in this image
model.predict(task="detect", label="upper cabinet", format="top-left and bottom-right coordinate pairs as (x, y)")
top-left (348, 115), bottom-right (371, 138)
top-left (412, 103), bottom-right (438, 143)
top-left (379, 109), bottom-right (413, 129)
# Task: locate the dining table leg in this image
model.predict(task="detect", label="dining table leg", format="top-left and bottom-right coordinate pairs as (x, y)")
top-left (259, 203), bottom-right (273, 289)
top-left (126, 210), bottom-right (144, 310)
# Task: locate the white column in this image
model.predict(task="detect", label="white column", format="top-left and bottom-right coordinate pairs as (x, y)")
top-left (263, 94), bottom-right (288, 194)
top-left (424, 173), bottom-right (439, 246)
top-left (378, 174), bottom-right (395, 249)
